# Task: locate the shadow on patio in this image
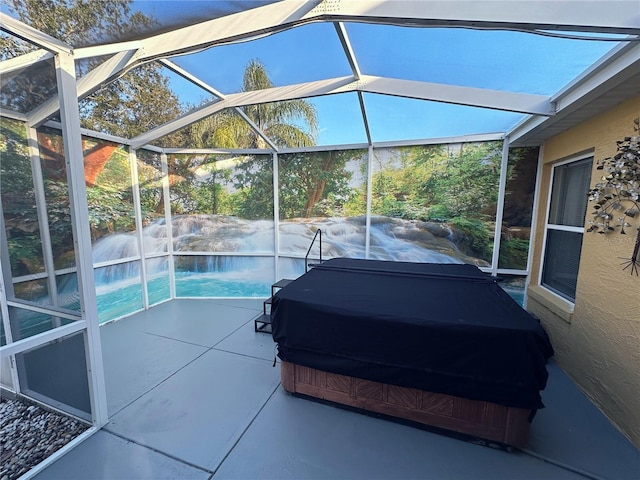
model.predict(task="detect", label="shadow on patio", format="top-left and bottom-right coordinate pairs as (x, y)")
top-left (34, 299), bottom-right (639, 480)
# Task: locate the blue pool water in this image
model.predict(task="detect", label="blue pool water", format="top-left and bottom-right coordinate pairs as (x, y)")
top-left (96, 275), bottom-right (526, 324)
top-left (97, 273), bottom-right (271, 323)
top-left (2, 274), bottom-right (527, 335)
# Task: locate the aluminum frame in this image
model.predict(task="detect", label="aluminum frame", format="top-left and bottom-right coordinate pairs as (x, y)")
top-left (53, 50), bottom-right (108, 426)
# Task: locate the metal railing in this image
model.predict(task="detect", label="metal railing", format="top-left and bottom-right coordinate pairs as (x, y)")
top-left (304, 229), bottom-right (322, 272)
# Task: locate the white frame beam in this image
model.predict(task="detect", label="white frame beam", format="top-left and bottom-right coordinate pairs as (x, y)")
top-left (54, 51), bottom-right (108, 426)
top-left (74, 41), bottom-right (143, 60)
top-left (357, 92), bottom-right (372, 145)
top-left (356, 76), bottom-right (553, 115)
top-left (0, 202), bottom-right (22, 391)
top-left (0, 49), bottom-right (53, 76)
top-left (0, 321), bottom-right (86, 359)
top-left (301, 0), bottom-right (640, 34)
top-left (133, 2), bottom-right (318, 62)
top-left (272, 151), bottom-right (281, 283)
top-left (26, 126), bottom-right (61, 327)
top-left (158, 59), bottom-right (226, 99)
top-left (160, 152), bottom-right (176, 299)
top-left (0, 12), bottom-right (72, 54)
top-left (130, 1), bottom-right (640, 63)
top-left (158, 59), bottom-right (279, 151)
top-left (129, 148), bottom-right (149, 309)
top-left (130, 76), bottom-right (353, 148)
top-left (28, 49), bottom-right (139, 127)
top-left (130, 74), bottom-right (551, 149)
top-left (334, 22), bottom-right (361, 80)
top-left (490, 138), bottom-right (511, 273)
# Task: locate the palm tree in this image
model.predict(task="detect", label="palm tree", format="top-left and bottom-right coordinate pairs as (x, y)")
top-left (191, 59), bottom-right (318, 149)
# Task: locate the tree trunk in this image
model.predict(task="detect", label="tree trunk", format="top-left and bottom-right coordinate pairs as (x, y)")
top-left (83, 142), bottom-right (118, 186)
top-left (302, 153), bottom-right (336, 218)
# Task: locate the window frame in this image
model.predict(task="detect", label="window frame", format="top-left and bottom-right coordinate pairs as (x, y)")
top-left (539, 154), bottom-right (593, 304)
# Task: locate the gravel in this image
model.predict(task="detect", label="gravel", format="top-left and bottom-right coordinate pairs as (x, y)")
top-left (0, 396), bottom-right (89, 480)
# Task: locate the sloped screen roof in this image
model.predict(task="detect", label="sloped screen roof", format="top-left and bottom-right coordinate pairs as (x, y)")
top-left (1, 0), bottom-right (638, 148)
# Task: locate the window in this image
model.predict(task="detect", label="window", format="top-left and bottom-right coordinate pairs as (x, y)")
top-left (541, 157), bottom-right (592, 302)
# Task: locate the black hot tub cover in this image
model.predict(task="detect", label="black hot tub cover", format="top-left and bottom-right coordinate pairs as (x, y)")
top-left (272, 258), bottom-right (554, 411)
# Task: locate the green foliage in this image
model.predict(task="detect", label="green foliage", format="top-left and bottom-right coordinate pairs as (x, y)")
top-left (342, 188), bottom-right (367, 217)
top-left (278, 150), bottom-right (359, 219)
top-left (0, 118), bottom-right (33, 201)
top-left (81, 63), bottom-right (184, 143)
top-left (3, 0), bottom-right (153, 47)
top-left (231, 156), bottom-right (274, 219)
top-left (426, 204), bottom-right (453, 221)
top-left (367, 142), bottom-right (505, 262)
top-left (424, 142), bottom-right (502, 218)
top-left (162, 58), bottom-right (337, 221)
top-left (1, 120), bottom-right (77, 271)
top-left (165, 154), bottom-right (218, 215)
top-left (0, 118), bottom-right (45, 275)
top-left (92, 146), bottom-right (130, 188)
top-left (498, 238), bottom-right (530, 270)
top-left (85, 187), bottom-right (135, 239)
top-left (136, 150), bottom-right (165, 219)
top-left (42, 179), bottom-right (74, 265)
top-left (188, 60), bottom-right (317, 150)
top-left (370, 142), bottom-right (501, 222)
top-left (194, 170), bottom-right (234, 215)
top-left (450, 216), bottom-right (492, 259)
top-left (6, 234), bottom-right (43, 275)
top-left (371, 145), bottom-right (451, 219)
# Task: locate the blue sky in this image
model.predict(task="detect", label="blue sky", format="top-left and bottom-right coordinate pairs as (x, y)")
top-left (132, 1), bottom-right (618, 146)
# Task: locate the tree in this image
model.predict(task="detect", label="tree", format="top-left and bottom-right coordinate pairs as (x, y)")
top-left (425, 142), bottom-right (502, 219)
top-left (1, 0), bottom-right (183, 142)
top-left (370, 145), bottom-right (448, 220)
top-left (81, 62), bottom-right (183, 143)
top-left (191, 59), bottom-right (318, 149)
top-left (2, 0), bottom-right (186, 246)
top-left (186, 59), bottom-right (325, 219)
top-left (277, 150), bottom-right (355, 219)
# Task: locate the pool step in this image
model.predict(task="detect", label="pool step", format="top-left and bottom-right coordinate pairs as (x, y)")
top-left (255, 278), bottom-right (294, 333)
top-left (253, 313), bottom-right (272, 334)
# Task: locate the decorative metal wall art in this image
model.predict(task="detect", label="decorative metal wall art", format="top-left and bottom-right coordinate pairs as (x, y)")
top-left (587, 124), bottom-right (640, 275)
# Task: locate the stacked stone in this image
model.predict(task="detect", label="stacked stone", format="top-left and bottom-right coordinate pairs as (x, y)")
top-left (0, 397), bottom-right (88, 480)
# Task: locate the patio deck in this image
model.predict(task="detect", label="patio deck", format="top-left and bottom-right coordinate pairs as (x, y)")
top-left (34, 299), bottom-right (639, 480)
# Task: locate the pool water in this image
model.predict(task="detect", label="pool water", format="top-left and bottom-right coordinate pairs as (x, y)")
top-left (95, 275), bottom-right (526, 324)
top-left (2, 274), bottom-right (527, 334)
top-left (97, 273), bottom-right (271, 323)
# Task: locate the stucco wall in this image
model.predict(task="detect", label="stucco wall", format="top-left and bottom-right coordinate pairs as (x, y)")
top-left (527, 95), bottom-right (640, 448)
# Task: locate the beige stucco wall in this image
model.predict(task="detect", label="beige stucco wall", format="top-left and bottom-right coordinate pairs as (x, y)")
top-left (527, 95), bottom-right (640, 448)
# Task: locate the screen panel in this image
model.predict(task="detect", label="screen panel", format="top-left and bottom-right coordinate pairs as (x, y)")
top-left (17, 332), bottom-right (91, 420)
top-left (146, 256), bottom-right (171, 306)
top-left (169, 153), bottom-right (275, 254)
top-left (1, 118), bottom-right (47, 286)
top-left (174, 255), bottom-right (273, 297)
top-left (94, 261), bottom-right (143, 323)
top-left (278, 149), bottom-right (368, 260)
top-left (498, 147), bottom-right (539, 270)
top-left (371, 142), bottom-right (501, 266)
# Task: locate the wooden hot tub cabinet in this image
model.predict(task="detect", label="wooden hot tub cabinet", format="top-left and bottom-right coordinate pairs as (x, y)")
top-left (280, 360), bottom-right (531, 448)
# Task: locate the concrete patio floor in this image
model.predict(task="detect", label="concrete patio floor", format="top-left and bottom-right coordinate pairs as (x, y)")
top-left (34, 299), bottom-right (639, 480)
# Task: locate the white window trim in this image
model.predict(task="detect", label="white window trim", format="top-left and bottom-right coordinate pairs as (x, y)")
top-left (538, 153), bottom-right (593, 306)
